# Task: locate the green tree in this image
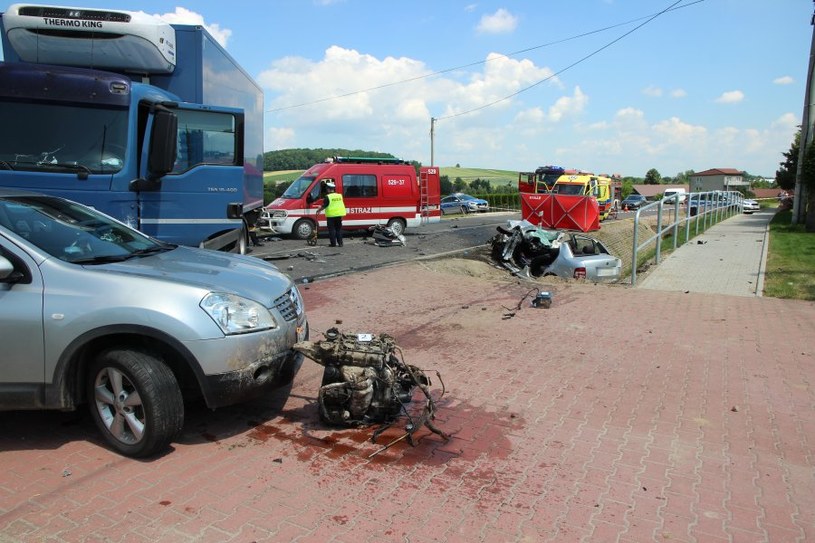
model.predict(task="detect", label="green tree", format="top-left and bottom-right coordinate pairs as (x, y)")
top-left (470, 178), bottom-right (492, 193)
top-left (673, 170), bottom-right (694, 187)
top-left (453, 177), bottom-right (467, 192)
top-left (439, 175), bottom-right (453, 195)
top-left (800, 139), bottom-right (815, 232)
top-left (621, 178), bottom-right (634, 199)
top-left (644, 168), bottom-right (662, 185)
top-left (263, 148), bottom-right (402, 171)
top-left (776, 131), bottom-right (800, 191)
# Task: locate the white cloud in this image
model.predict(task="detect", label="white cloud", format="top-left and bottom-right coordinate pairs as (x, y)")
top-left (267, 126), bottom-right (295, 150)
top-left (548, 86), bottom-right (587, 122)
top-left (476, 9), bottom-right (518, 34)
top-left (260, 46), bottom-right (555, 132)
top-left (715, 90), bottom-right (745, 104)
top-left (146, 7), bottom-right (232, 48)
top-left (772, 112), bottom-right (799, 130)
top-left (773, 76), bottom-right (794, 85)
top-left (651, 117), bottom-right (708, 150)
top-left (643, 87), bottom-right (686, 99)
top-left (135, 8), bottom-right (231, 48)
top-left (643, 86), bottom-right (662, 97)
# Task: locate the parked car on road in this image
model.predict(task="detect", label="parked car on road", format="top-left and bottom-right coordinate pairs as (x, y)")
top-left (621, 194), bottom-right (648, 210)
top-left (0, 189), bottom-right (308, 457)
top-left (662, 188), bottom-right (687, 204)
top-left (440, 193), bottom-right (489, 215)
top-left (742, 199), bottom-right (760, 213)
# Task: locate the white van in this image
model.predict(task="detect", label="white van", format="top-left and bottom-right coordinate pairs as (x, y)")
top-left (663, 188), bottom-right (687, 204)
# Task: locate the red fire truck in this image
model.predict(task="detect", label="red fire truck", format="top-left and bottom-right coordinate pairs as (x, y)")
top-left (261, 157), bottom-right (441, 239)
top-left (518, 165), bottom-right (569, 194)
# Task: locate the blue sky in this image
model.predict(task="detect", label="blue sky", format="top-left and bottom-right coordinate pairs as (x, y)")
top-left (1, 1), bottom-right (811, 178)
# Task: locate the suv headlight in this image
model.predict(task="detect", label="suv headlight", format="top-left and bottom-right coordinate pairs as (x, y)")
top-left (200, 292), bottom-right (278, 335)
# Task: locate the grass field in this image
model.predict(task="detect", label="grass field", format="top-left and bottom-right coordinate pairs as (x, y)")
top-left (764, 210), bottom-right (815, 300)
top-left (265, 166), bottom-right (519, 187)
top-left (264, 170), bottom-right (303, 183)
top-left (439, 166), bottom-right (518, 187)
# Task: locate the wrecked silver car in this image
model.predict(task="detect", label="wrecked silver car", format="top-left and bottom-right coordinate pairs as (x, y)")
top-left (492, 220), bottom-right (621, 281)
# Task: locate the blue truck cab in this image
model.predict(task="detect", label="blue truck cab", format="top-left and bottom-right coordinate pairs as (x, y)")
top-left (0, 4), bottom-right (264, 253)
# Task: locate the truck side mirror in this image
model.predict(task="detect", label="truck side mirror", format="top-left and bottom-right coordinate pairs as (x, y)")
top-left (147, 109), bottom-right (178, 179)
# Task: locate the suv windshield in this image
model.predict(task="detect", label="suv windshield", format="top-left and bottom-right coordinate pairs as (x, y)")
top-left (281, 175), bottom-right (317, 199)
top-left (0, 101), bottom-right (128, 174)
top-left (0, 195), bottom-right (170, 263)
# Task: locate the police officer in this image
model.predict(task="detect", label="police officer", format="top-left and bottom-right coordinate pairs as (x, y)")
top-left (318, 179), bottom-right (347, 247)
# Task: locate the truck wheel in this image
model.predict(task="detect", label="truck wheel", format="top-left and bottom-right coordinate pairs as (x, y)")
top-left (293, 219), bottom-right (316, 240)
top-left (386, 218), bottom-right (406, 236)
top-left (87, 349), bottom-right (184, 458)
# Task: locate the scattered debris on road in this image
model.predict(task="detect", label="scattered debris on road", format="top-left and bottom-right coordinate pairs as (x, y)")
top-left (294, 328), bottom-right (448, 455)
top-left (366, 225), bottom-right (406, 247)
top-left (501, 287), bottom-right (553, 319)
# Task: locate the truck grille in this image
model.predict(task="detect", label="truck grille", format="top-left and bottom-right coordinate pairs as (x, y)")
top-left (273, 288), bottom-right (302, 322)
top-left (18, 6), bottom-right (131, 23)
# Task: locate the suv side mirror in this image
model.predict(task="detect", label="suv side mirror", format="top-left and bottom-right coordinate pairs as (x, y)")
top-left (0, 255), bottom-right (23, 283)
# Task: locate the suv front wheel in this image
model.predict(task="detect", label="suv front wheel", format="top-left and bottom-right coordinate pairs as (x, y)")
top-left (87, 349), bottom-right (184, 457)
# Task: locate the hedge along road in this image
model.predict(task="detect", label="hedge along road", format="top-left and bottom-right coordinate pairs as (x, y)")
top-left (249, 212), bottom-right (515, 284)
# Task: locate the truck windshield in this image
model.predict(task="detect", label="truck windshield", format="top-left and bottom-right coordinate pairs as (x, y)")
top-left (281, 175), bottom-right (317, 199)
top-left (554, 184), bottom-right (584, 195)
top-left (0, 101), bottom-right (128, 174)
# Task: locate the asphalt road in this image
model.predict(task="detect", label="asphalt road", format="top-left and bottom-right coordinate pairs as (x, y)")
top-left (249, 212), bottom-right (516, 283)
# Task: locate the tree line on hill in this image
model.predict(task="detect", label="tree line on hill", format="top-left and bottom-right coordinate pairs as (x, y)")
top-left (264, 148), bottom-right (415, 171)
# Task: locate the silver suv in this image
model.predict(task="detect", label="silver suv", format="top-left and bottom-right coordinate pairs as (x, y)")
top-left (0, 189), bottom-right (308, 457)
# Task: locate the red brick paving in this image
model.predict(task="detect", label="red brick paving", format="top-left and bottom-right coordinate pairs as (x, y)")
top-left (1, 261), bottom-right (814, 542)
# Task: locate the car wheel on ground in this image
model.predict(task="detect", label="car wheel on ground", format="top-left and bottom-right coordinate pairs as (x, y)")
top-left (386, 218), bottom-right (406, 236)
top-left (292, 218), bottom-right (316, 240)
top-left (87, 348), bottom-right (184, 458)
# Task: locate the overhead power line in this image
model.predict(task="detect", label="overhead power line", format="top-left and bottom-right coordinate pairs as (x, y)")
top-left (437, 0), bottom-right (696, 121)
top-left (266, 0), bottom-right (705, 115)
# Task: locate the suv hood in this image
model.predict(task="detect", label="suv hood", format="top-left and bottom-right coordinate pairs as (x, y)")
top-left (93, 246), bottom-right (292, 302)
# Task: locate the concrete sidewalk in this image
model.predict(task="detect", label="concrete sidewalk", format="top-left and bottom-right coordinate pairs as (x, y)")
top-left (638, 208), bottom-right (772, 296)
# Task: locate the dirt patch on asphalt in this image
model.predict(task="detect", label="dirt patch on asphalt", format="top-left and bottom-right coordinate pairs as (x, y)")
top-left (417, 253), bottom-right (510, 282)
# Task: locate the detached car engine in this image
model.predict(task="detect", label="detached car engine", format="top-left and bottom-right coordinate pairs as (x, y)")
top-left (294, 328), bottom-right (448, 446)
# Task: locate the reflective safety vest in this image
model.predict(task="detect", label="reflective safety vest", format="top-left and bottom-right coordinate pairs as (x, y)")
top-left (325, 193), bottom-right (347, 218)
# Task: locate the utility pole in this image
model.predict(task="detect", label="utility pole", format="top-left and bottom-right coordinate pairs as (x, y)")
top-left (430, 117), bottom-right (436, 167)
top-left (793, 3), bottom-right (815, 224)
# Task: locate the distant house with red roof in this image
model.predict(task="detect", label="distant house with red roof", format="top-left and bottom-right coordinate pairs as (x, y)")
top-left (752, 188), bottom-right (782, 200)
top-left (690, 168), bottom-right (747, 192)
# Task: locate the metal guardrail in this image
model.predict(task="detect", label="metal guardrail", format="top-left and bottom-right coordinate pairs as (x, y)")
top-left (630, 190), bottom-right (744, 286)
